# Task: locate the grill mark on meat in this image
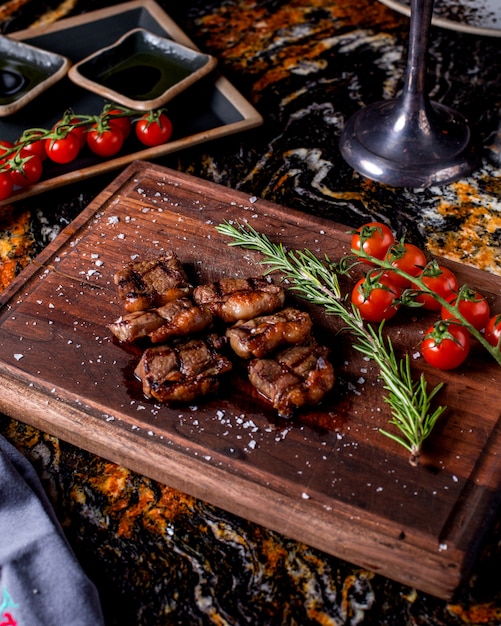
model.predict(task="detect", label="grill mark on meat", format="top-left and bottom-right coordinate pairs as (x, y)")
top-left (226, 308), bottom-right (313, 359)
top-left (135, 335), bottom-right (232, 404)
top-left (193, 277), bottom-right (285, 323)
top-left (248, 340), bottom-right (335, 418)
top-left (114, 252), bottom-right (192, 312)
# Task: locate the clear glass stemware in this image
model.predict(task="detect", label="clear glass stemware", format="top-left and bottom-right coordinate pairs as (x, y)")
top-left (339, 0), bottom-right (478, 187)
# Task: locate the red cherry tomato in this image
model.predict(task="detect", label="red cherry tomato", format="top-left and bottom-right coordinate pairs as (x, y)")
top-left (351, 221), bottom-right (395, 264)
top-left (18, 131), bottom-right (48, 161)
top-left (351, 270), bottom-right (402, 323)
top-left (106, 108), bottom-right (132, 139)
top-left (0, 170), bottom-right (13, 200)
top-left (9, 154), bottom-right (43, 187)
top-left (485, 314), bottom-right (501, 349)
top-left (414, 262), bottom-right (458, 311)
top-left (421, 322), bottom-right (471, 370)
top-left (86, 125), bottom-right (124, 157)
top-left (441, 288), bottom-right (491, 331)
top-left (384, 242), bottom-right (428, 288)
top-left (135, 112), bottom-right (173, 146)
top-left (45, 132), bottom-right (81, 164)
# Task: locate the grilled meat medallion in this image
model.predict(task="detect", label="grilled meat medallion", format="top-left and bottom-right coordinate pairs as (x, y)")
top-left (193, 277), bottom-right (285, 323)
top-left (108, 297), bottom-right (213, 344)
top-left (248, 340), bottom-right (334, 418)
top-left (114, 252), bottom-right (192, 312)
top-left (135, 335), bottom-right (232, 404)
top-left (226, 308), bottom-right (313, 359)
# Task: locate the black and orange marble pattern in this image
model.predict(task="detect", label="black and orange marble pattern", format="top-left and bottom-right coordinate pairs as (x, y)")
top-left (1, 0), bottom-right (501, 624)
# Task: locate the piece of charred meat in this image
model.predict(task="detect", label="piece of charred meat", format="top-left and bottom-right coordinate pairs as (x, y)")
top-left (193, 277), bottom-right (285, 323)
top-left (149, 300), bottom-right (213, 344)
top-left (248, 340), bottom-right (334, 418)
top-left (226, 308), bottom-right (313, 359)
top-left (114, 252), bottom-right (192, 312)
top-left (135, 335), bottom-right (232, 404)
top-left (108, 309), bottom-right (166, 343)
top-left (108, 297), bottom-right (213, 344)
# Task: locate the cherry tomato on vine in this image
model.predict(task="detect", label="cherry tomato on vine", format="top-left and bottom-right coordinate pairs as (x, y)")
top-left (351, 221), bottom-right (395, 264)
top-left (18, 131), bottom-right (48, 162)
top-left (421, 322), bottom-right (471, 370)
top-left (9, 154), bottom-right (43, 187)
top-left (86, 124), bottom-right (124, 158)
top-left (414, 261), bottom-right (458, 311)
top-left (441, 288), bottom-right (491, 332)
top-left (485, 314), bottom-right (501, 349)
top-left (45, 132), bottom-right (81, 165)
top-left (135, 111), bottom-right (173, 146)
top-left (384, 242), bottom-right (427, 288)
top-left (351, 270), bottom-right (402, 323)
top-left (106, 108), bottom-right (132, 139)
top-left (0, 170), bottom-right (13, 200)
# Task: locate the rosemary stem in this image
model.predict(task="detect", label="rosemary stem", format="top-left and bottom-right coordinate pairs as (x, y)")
top-left (215, 220), bottom-right (449, 465)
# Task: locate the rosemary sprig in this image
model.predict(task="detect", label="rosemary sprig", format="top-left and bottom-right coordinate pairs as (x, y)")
top-left (215, 220), bottom-right (446, 466)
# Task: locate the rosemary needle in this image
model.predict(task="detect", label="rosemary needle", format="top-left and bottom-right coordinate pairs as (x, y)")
top-left (215, 220), bottom-right (446, 466)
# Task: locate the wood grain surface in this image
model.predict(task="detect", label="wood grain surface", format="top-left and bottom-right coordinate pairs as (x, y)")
top-left (1, 161), bottom-right (500, 599)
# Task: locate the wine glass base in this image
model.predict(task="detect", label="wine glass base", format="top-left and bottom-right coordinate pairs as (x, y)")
top-left (339, 99), bottom-right (478, 187)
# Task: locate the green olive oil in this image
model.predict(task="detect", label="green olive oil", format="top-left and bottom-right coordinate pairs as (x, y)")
top-left (0, 58), bottom-right (49, 105)
top-left (96, 52), bottom-right (193, 100)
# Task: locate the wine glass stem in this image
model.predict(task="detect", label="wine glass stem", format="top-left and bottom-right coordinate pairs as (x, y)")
top-left (403, 0), bottom-right (434, 101)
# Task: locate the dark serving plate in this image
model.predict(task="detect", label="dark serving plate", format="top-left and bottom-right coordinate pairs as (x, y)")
top-left (1, 0), bottom-right (262, 206)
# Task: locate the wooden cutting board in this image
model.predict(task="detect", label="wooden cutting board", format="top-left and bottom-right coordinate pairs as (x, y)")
top-left (1, 161), bottom-right (500, 599)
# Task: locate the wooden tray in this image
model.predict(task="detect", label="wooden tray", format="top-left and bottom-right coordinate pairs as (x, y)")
top-left (1, 161), bottom-right (500, 600)
top-left (0, 0), bottom-right (262, 206)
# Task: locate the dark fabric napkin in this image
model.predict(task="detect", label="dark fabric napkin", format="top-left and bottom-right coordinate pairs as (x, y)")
top-left (0, 434), bottom-right (104, 626)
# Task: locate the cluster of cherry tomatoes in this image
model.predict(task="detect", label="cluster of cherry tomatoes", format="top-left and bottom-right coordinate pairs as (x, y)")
top-left (350, 221), bottom-right (501, 371)
top-left (0, 105), bottom-right (173, 201)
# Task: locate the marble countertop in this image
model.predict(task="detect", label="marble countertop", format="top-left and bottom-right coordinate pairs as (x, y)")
top-left (1, 0), bottom-right (500, 624)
